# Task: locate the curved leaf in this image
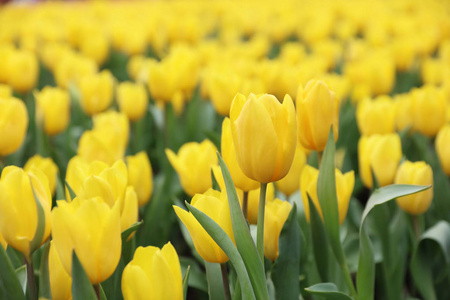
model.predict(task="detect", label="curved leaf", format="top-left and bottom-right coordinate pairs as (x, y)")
top-left (71, 251), bottom-right (97, 300)
top-left (14, 266), bottom-right (27, 295)
top-left (205, 262), bottom-right (225, 300)
top-left (121, 221), bottom-right (143, 243)
top-left (0, 244), bottom-right (25, 300)
top-left (305, 283), bottom-right (353, 300)
top-left (39, 241), bottom-right (51, 299)
top-left (183, 265), bottom-right (190, 300)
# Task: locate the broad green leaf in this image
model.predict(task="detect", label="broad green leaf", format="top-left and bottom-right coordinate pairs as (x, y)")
top-left (14, 265), bottom-right (27, 295)
top-left (102, 258), bottom-right (125, 300)
top-left (217, 154), bottom-right (269, 300)
top-left (71, 251), bottom-right (97, 300)
top-left (55, 175), bottom-right (66, 201)
top-left (29, 180), bottom-right (47, 255)
top-left (305, 283), bottom-right (353, 300)
top-left (39, 241), bottom-right (51, 299)
top-left (180, 257), bottom-right (207, 293)
top-left (205, 262), bottom-right (225, 300)
top-left (0, 233), bottom-right (26, 300)
top-left (183, 265), bottom-right (190, 300)
top-left (121, 221), bottom-right (143, 243)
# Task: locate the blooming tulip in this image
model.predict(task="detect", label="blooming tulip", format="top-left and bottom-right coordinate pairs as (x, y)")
top-left (264, 199), bottom-right (292, 261)
top-left (126, 151), bottom-right (153, 207)
top-left (436, 124), bottom-right (450, 176)
top-left (0, 97), bottom-right (28, 156)
top-left (34, 86), bottom-right (70, 136)
top-left (24, 155), bottom-right (58, 196)
top-left (49, 241), bottom-right (72, 300)
top-left (79, 70), bottom-right (115, 116)
top-left (117, 82), bottom-right (149, 122)
top-left (276, 145), bottom-right (307, 197)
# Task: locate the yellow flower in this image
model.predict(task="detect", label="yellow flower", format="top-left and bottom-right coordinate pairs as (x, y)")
top-left (54, 52), bottom-right (98, 89)
top-left (166, 140), bottom-right (218, 197)
top-left (79, 31), bottom-right (110, 66)
top-left (126, 152), bottom-right (153, 207)
top-left (394, 161), bottom-right (433, 215)
top-left (436, 124), bottom-right (450, 176)
top-left (6, 49), bottom-right (38, 93)
top-left (394, 93), bottom-right (413, 132)
top-left (117, 82), bottom-right (149, 122)
top-left (230, 93), bottom-right (297, 183)
top-left (411, 86), bottom-right (446, 137)
top-left (34, 86), bottom-right (70, 136)
top-left (264, 199), bottom-right (292, 261)
top-left (0, 97), bottom-right (28, 156)
top-left (0, 84), bottom-right (12, 98)
top-left (51, 196), bottom-right (121, 284)
top-left (356, 96), bottom-right (396, 136)
top-left (0, 166), bottom-right (52, 259)
top-left (79, 70), bottom-right (115, 116)
top-left (276, 145), bottom-right (307, 197)
top-left (206, 70), bottom-right (242, 116)
top-left (300, 165), bottom-right (354, 225)
top-left (173, 189), bottom-right (234, 263)
top-left (247, 183), bottom-right (275, 225)
top-left (122, 242), bottom-right (183, 300)
top-left (296, 79), bottom-right (339, 151)
top-left (358, 134), bottom-right (402, 189)
top-left (24, 155), bottom-right (58, 196)
top-left (49, 241), bottom-right (72, 300)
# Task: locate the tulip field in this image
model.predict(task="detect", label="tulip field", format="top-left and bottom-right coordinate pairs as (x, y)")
top-left (1, 0), bottom-right (450, 299)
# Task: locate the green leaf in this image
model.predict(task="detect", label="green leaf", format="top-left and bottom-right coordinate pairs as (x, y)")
top-left (217, 154), bottom-right (269, 300)
top-left (205, 262), bottom-right (225, 300)
top-left (14, 265), bottom-right (27, 295)
top-left (65, 180), bottom-right (77, 201)
top-left (183, 265), bottom-right (190, 300)
top-left (28, 179), bottom-right (47, 255)
top-left (39, 241), bottom-right (51, 299)
top-left (0, 244), bottom-right (25, 300)
top-left (101, 258), bottom-right (125, 300)
top-left (71, 251), bottom-right (97, 300)
top-left (180, 257), bottom-right (207, 293)
top-left (121, 221), bottom-right (143, 243)
top-left (185, 203), bottom-right (256, 300)
top-left (56, 174), bottom-right (66, 201)
top-left (271, 204), bottom-right (301, 300)
top-left (305, 283), bottom-right (353, 300)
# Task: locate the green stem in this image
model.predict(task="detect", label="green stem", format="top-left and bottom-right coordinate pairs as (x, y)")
top-left (340, 260), bottom-right (358, 299)
top-left (24, 255), bottom-right (38, 300)
top-left (242, 191), bottom-right (249, 219)
top-left (257, 182), bottom-right (267, 269)
top-left (93, 283), bottom-right (100, 300)
top-left (412, 215), bottom-right (421, 240)
top-left (221, 263), bottom-right (231, 300)
top-left (317, 151), bottom-right (323, 166)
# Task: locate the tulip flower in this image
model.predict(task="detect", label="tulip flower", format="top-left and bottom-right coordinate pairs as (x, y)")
top-left (79, 31), bottom-right (110, 66)
top-left (394, 93), bottom-right (413, 132)
top-left (173, 189), bottom-right (234, 263)
top-left (358, 134), bottom-right (402, 189)
top-left (34, 86), bottom-right (70, 136)
top-left (49, 241), bottom-right (72, 300)
top-left (122, 242), bottom-right (183, 300)
top-left (5, 49), bottom-right (38, 93)
top-left (51, 196), bottom-right (122, 284)
top-left (296, 79), bottom-right (339, 151)
top-left (436, 124), bottom-right (450, 176)
top-left (79, 70), bottom-right (115, 116)
top-left (117, 82), bottom-right (149, 122)
top-left (276, 145), bottom-right (307, 197)
top-left (264, 199), bottom-right (292, 261)
top-left (394, 161), bottom-right (433, 215)
top-left (207, 70), bottom-right (242, 116)
top-left (0, 84), bottom-right (12, 98)
top-left (126, 151), bottom-right (153, 207)
top-left (411, 86), bottom-right (446, 137)
top-left (0, 166), bottom-right (52, 259)
top-left (0, 97), bottom-right (28, 156)
top-left (356, 96), bottom-right (396, 136)
top-left (54, 52), bottom-right (98, 89)
top-left (24, 155), bottom-right (59, 196)
top-left (166, 140), bottom-right (218, 197)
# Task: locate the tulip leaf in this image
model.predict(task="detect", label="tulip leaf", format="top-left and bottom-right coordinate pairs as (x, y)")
top-left (411, 221), bottom-right (450, 300)
top-left (28, 180), bottom-right (47, 255)
top-left (14, 265), bottom-right (27, 295)
top-left (205, 262), bottom-right (224, 300)
top-left (56, 174), bottom-right (66, 201)
top-left (180, 257), bottom-right (208, 293)
top-left (271, 203), bottom-right (301, 300)
top-left (65, 180), bottom-right (77, 201)
top-left (121, 221), bottom-right (143, 243)
top-left (0, 244), bottom-right (26, 300)
top-left (305, 283), bottom-right (353, 300)
top-left (183, 265), bottom-right (190, 300)
top-left (217, 154), bottom-right (269, 300)
top-left (185, 203), bottom-right (256, 300)
top-left (39, 241), bottom-right (51, 299)
top-left (71, 251), bottom-right (97, 300)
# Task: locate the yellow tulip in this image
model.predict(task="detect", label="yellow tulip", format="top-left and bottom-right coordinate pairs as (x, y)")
top-left (0, 166), bottom-right (52, 259)
top-left (117, 82), bottom-right (149, 122)
top-left (207, 71), bottom-right (242, 116)
top-left (356, 96), bottom-right (396, 136)
top-left (6, 49), bottom-right (38, 93)
top-left (79, 70), bottom-right (115, 116)
top-left (436, 124), bottom-right (450, 176)
top-left (0, 97), bottom-right (28, 156)
top-left (54, 52), bottom-right (98, 89)
top-left (358, 134), bottom-right (402, 189)
top-left (173, 189), bottom-right (234, 263)
top-left (394, 93), bottom-right (413, 132)
top-left (127, 55), bottom-right (152, 83)
top-left (51, 196), bottom-right (121, 284)
top-left (122, 242), bottom-right (183, 300)
top-left (300, 165), bottom-right (354, 225)
top-left (0, 44), bottom-right (14, 83)
top-left (264, 199), bottom-right (292, 261)
top-left (296, 79), bottom-right (339, 151)
top-left (166, 140), bottom-right (218, 197)
top-left (411, 86), bottom-right (446, 137)
top-left (221, 118), bottom-right (259, 192)
top-left (0, 231), bottom-right (7, 251)
top-left (79, 32), bottom-right (110, 66)
top-left (395, 161), bottom-right (433, 215)
top-left (49, 241), bottom-right (72, 300)
top-left (34, 86), bottom-right (70, 136)
top-left (126, 151), bottom-right (153, 207)
top-left (230, 93), bottom-right (297, 183)
top-left (0, 84), bottom-right (12, 98)
top-left (24, 155), bottom-right (58, 196)
top-left (276, 145), bottom-right (307, 197)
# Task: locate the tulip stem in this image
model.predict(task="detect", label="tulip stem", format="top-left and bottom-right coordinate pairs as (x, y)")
top-left (242, 191), bottom-right (249, 219)
top-left (340, 260), bottom-right (358, 299)
top-left (412, 215), bottom-right (421, 240)
top-left (94, 283), bottom-right (101, 300)
top-left (24, 255), bottom-right (38, 300)
top-left (257, 182), bottom-right (267, 269)
top-left (220, 263), bottom-right (231, 300)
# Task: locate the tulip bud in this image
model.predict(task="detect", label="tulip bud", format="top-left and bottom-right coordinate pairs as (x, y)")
top-left (79, 32), bottom-right (110, 66)
top-left (230, 93), bottom-right (297, 183)
top-left (394, 93), bottom-right (413, 132)
top-left (207, 71), bottom-right (242, 116)
top-left (49, 241), bottom-right (72, 300)
top-left (264, 199), bottom-right (292, 261)
top-left (276, 145), bottom-right (307, 197)
top-left (54, 52), bottom-right (98, 89)
top-left (51, 196), bottom-right (122, 284)
top-left (166, 140), bottom-right (218, 197)
top-left (127, 55), bottom-right (152, 83)
top-left (0, 84), bottom-right (12, 98)
top-left (122, 242), bottom-right (183, 300)
top-left (174, 189), bottom-right (234, 263)
top-left (296, 79), bottom-right (339, 151)
top-left (358, 134), bottom-right (402, 189)
top-left (126, 151), bottom-right (153, 207)
top-left (24, 155), bottom-right (58, 196)
top-left (6, 49), bottom-right (38, 93)
top-left (436, 124), bottom-right (450, 176)
top-left (0, 97), bottom-right (28, 156)
top-left (411, 86), bottom-right (446, 137)
top-left (356, 96), bottom-right (396, 136)
top-left (117, 82), bottom-right (149, 121)
top-left (79, 70), bottom-right (115, 116)
top-left (34, 86), bottom-right (70, 136)
top-left (394, 161), bottom-right (433, 215)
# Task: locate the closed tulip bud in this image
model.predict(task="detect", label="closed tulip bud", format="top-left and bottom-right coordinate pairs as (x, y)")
top-left (0, 97), bottom-right (28, 156)
top-left (122, 242), bottom-right (183, 300)
top-left (6, 49), bottom-right (38, 93)
top-left (166, 140), bottom-right (218, 197)
top-left (296, 79), bottom-right (339, 151)
top-left (79, 70), bottom-right (115, 116)
top-left (411, 86), bottom-right (446, 137)
top-left (127, 55), bottom-right (152, 83)
top-left (276, 145), bottom-right (307, 197)
top-left (49, 242), bottom-right (72, 300)
top-left (356, 96), bottom-right (396, 136)
top-left (207, 71), bottom-right (242, 116)
top-left (34, 87), bottom-right (70, 136)
top-left (54, 52), bottom-right (98, 89)
top-left (79, 32), bottom-right (110, 66)
top-left (358, 134), bottom-right (402, 189)
top-left (51, 196), bottom-right (121, 284)
top-left (300, 165), bottom-right (354, 225)
top-left (394, 93), bottom-right (414, 132)
top-left (117, 82), bottom-right (149, 121)
top-left (264, 199), bottom-right (292, 261)
top-left (0, 166), bottom-right (52, 259)
top-left (230, 93), bottom-right (297, 183)
top-left (394, 161), bottom-right (433, 215)
top-left (24, 155), bottom-right (58, 196)
top-left (0, 84), bottom-right (12, 98)
top-left (436, 124), bottom-right (450, 176)
top-left (126, 151), bottom-right (153, 207)
top-left (0, 44), bottom-right (14, 83)
top-left (173, 189), bottom-right (234, 263)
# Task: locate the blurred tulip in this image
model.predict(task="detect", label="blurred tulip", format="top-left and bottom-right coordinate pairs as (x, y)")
top-left (207, 71), bottom-right (242, 116)
top-left (394, 93), bottom-right (413, 132)
top-left (6, 49), bottom-right (38, 93)
top-left (24, 155), bottom-right (58, 196)
top-left (122, 242), bottom-right (183, 300)
top-left (0, 97), bottom-right (28, 156)
top-left (79, 32), bottom-right (110, 66)
top-left (79, 70), bottom-right (115, 116)
top-left (276, 145), bottom-right (307, 197)
top-left (356, 96), bottom-right (396, 136)
top-left (0, 84), bottom-right (12, 98)
top-left (54, 52), bottom-right (98, 89)
top-left (126, 151), bottom-right (153, 207)
top-left (230, 93), bottom-right (297, 183)
top-left (358, 134), bottom-right (402, 189)
top-left (34, 86), bottom-right (70, 136)
top-left (296, 79), bottom-right (339, 151)
top-left (49, 241), bottom-right (72, 300)
top-left (117, 82), bottom-right (149, 122)
top-left (411, 86), bottom-right (446, 137)
top-left (264, 199), bottom-right (292, 261)
top-left (436, 124), bottom-right (450, 176)
top-left (247, 183), bottom-right (275, 225)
